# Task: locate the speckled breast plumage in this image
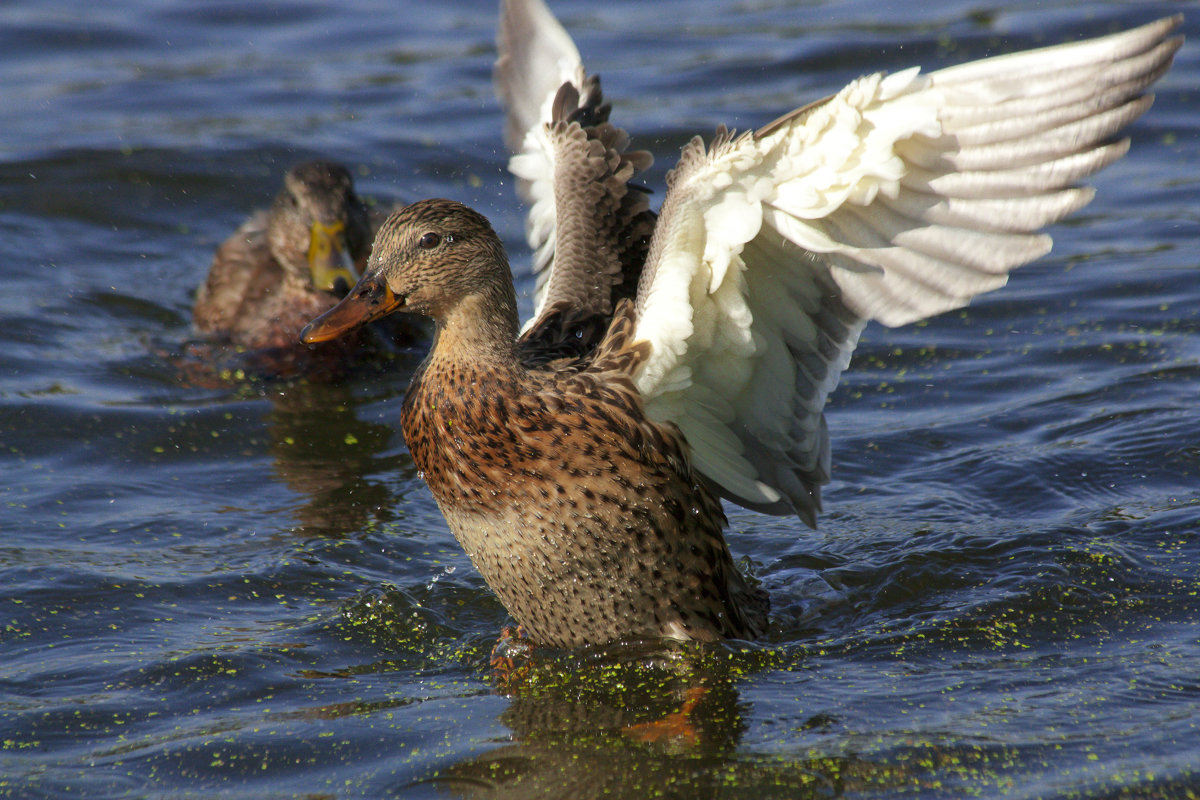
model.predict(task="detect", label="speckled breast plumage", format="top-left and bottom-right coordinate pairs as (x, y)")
top-left (399, 317), bottom-right (767, 649)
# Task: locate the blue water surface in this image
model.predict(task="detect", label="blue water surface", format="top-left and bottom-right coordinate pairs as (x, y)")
top-left (1, 0), bottom-right (1198, 797)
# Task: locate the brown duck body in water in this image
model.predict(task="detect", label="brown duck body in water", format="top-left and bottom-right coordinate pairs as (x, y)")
top-left (307, 201), bottom-right (767, 647)
top-left (193, 161), bottom-right (413, 378)
top-left (303, 4), bottom-right (1180, 648)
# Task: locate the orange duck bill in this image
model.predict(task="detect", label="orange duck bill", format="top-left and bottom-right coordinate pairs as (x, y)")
top-left (300, 274), bottom-right (405, 344)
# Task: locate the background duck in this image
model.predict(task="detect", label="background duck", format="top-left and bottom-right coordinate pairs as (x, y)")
top-left (303, 4), bottom-right (1180, 648)
top-left (192, 160), bottom-right (417, 380)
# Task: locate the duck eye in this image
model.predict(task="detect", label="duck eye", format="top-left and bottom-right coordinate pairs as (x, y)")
top-left (418, 232), bottom-right (441, 249)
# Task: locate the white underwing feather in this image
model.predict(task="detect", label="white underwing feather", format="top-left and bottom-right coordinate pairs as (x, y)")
top-left (629, 16), bottom-right (1181, 522)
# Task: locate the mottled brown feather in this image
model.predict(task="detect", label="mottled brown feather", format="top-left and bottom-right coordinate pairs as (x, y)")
top-left (519, 75), bottom-right (657, 335)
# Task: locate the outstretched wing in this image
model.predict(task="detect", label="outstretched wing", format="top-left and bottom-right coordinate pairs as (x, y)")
top-left (495, 0), bottom-right (655, 332)
top-left (631, 16), bottom-right (1183, 526)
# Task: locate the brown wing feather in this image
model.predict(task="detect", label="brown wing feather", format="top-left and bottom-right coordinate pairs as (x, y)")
top-left (519, 78), bottom-right (656, 361)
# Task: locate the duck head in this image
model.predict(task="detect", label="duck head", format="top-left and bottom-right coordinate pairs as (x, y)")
top-left (301, 198), bottom-right (516, 344)
top-left (268, 161), bottom-right (371, 295)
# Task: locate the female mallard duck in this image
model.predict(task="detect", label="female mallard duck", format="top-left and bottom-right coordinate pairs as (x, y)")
top-left (302, 4), bottom-right (1180, 648)
top-left (194, 160), bottom-right (412, 378)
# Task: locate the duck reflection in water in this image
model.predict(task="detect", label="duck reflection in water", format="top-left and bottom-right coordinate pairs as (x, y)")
top-left (428, 648), bottom-right (751, 799)
top-left (415, 643), bottom-right (961, 800)
top-left (264, 380), bottom-right (405, 539)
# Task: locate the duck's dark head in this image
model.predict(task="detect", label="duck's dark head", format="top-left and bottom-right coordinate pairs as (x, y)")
top-left (300, 198), bottom-right (515, 344)
top-left (268, 161), bottom-right (371, 294)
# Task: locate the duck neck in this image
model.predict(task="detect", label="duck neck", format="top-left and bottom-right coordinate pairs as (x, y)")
top-left (431, 283), bottom-right (521, 372)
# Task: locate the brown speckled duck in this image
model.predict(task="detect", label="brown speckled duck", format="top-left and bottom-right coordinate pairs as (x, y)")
top-left (194, 160), bottom-right (413, 378)
top-left (308, 199), bottom-right (767, 647)
top-left (302, 2), bottom-right (1180, 648)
